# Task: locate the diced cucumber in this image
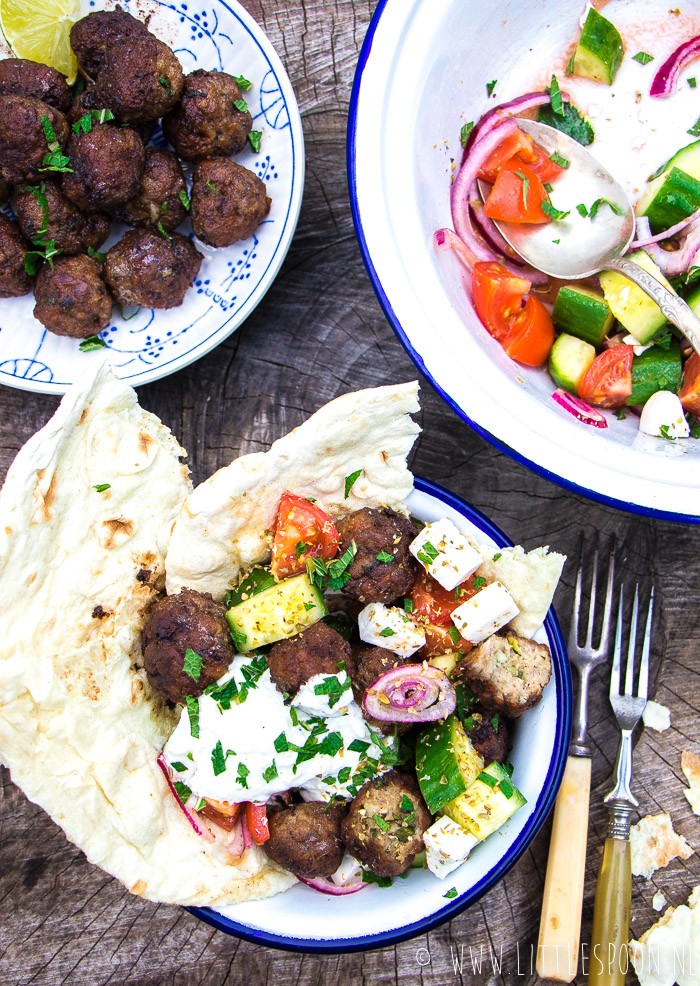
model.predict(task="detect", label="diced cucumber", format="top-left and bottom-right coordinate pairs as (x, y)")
top-left (572, 7), bottom-right (624, 85)
top-left (442, 761), bottom-right (526, 840)
top-left (665, 139), bottom-right (700, 181)
top-left (226, 566), bottom-right (276, 608)
top-left (686, 284), bottom-right (700, 316)
top-left (427, 652), bottom-right (460, 675)
top-left (636, 167), bottom-right (700, 234)
top-left (599, 250), bottom-right (676, 343)
top-left (552, 285), bottom-right (615, 347)
top-left (627, 341), bottom-right (682, 405)
top-left (549, 333), bottom-right (597, 393)
top-left (415, 714), bottom-right (484, 815)
top-left (226, 573), bottom-right (326, 652)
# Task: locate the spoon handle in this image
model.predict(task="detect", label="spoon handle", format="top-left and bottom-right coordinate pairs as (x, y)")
top-left (604, 256), bottom-right (700, 356)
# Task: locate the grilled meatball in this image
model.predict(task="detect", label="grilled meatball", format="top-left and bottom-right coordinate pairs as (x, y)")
top-left (0, 58), bottom-right (71, 112)
top-left (336, 508), bottom-right (419, 605)
top-left (341, 771), bottom-right (431, 877)
top-left (62, 124), bottom-right (145, 210)
top-left (33, 254), bottom-right (112, 337)
top-left (0, 215), bottom-right (32, 298)
top-left (113, 148), bottom-right (188, 231)
top-left (68, 85), bottom-right (156, 145)
top-left (70, 6), bottom-right (151, 80)
top-left (190, 159), bottom-right (270, 247)
top-left (142, 588), bottom-right (235, 703)
top-left (268, 622), bottom-right (350, 697)
top-left (16, 181), bottom-right (109, 257)
top-left (348, 644), bottom-right (409, 734)
top-left (95, 36), bottom-right (184, 124)
top-left (264, 802), bottom-right (346, 880)
top-left (458, 632), bottom-right (552, 718)
top-left (105, 229), bottom-right (202, 309)
top-left (162, 69), bottom-right (252, 162)
top-left (464, 705), bottom-right (509, 764)
top-left (0, 96), bottom-right (69, 184)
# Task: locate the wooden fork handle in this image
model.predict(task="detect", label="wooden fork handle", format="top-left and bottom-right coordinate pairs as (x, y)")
top-left (536, 755), bottom-right (591, 982)
top-left (588, 838), bottom-right (632, 986)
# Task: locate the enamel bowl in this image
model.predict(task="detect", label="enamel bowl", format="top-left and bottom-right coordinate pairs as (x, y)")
top-left (191, 477), bottom-right (571, 952)
top-left (348, 0), bottom-right (700, 521)
top-left (0, 0), bottom-right (303, 394)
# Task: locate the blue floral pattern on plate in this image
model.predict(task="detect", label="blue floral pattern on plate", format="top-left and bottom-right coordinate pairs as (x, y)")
top-left (0, 0), bottom-right (304, 394)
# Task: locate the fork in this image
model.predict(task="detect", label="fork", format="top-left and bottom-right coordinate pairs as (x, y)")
top-left (589, 584), bottom-right (654, 986)
top-left (537, 538), bottom-right (615, 982)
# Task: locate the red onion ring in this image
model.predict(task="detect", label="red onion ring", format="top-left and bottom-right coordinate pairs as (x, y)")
top-left (224, 822), bottom-right (245, 857)
top-left (631, 207), bottom-right (700, 248)
top-left (156, 755), bottom-right (214, 841)
top-left (298, 875), bottom-right (367, 896)
top-left (650, 34), bottom-right (700, 98)
top-left (462, 91), bottom-right (567, 161)
top-left (551, 389), bottom-right (608, 428)
top-left (363, 664), bottom-right (456, 723)
top-left (434, 227), bottom-right (477, 269)
top-left (470, 196), bottom-right (527, 263)
top-left (642, 221), bottom-right (700, 276)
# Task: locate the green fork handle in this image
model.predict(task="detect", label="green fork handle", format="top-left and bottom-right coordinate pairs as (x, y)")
top-left (588, 837), bottom-right (631, 986)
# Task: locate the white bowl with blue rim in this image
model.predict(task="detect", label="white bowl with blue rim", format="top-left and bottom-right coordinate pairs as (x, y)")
top-left (348, 0), bottom-right (700, 522)
top-left (190, 477), bottom-right (571, 952)
top-left (0, 0), bottom-right (303, 394)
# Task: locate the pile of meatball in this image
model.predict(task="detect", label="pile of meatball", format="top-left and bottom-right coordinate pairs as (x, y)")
top-left (140, 506), bottom-right (553, 884)
top-left (0, 5), bottom-right (271, 338)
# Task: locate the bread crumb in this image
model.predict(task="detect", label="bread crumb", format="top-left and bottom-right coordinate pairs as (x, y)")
top-left (642, 700), bottom-right (671, 732)
top-left (630, 813), bottom-right (694, 879)
top-left (652, 890), bottom-right (667, 912)
top-left (681, 751), bottom-right (700, 817)
top-left (629, 883), bottom-right (700, 986)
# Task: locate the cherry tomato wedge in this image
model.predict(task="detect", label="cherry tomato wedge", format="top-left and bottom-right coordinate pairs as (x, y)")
top-left (409, 570), bottom-right (481, 626)
top-left (680, 351), bottom-right (700, 416)
top-left (578, 345), bottom-right (633, 409)
top-left (523, 141), bottom-right (564, 183)
top-left (201, 799), bottom-right (242, 831)
top-left (422, 623), bottom-right (473, 659)
top-left (271, 492), bottom-right (339, 579)
top-left (472, 262), bottom-right (555, 366)
top-left (478, 129), bottom-right (537, 183)
top-left (246, 803), bottom-right (270, 844)
top-left (483, 161), bottom-right (550, 224)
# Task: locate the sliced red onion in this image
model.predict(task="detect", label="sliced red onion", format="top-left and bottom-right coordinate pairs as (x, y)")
top-left (241, 811), bottom-right (254, 850)
top-left (551, 389), bottom-right (608, 428)
top-left (298, 875), bottom-right (367, 896)
top-left (470, 196), bottom-right (527, 263)
top-left (604, 333), bottom-right (626, 350)
top-left (631, 207), bottom-right (700, 248)
top-left (643, 222), bottom-right (700, 275)
top-left (434, 226), bottom-right (478, 269)
top-left (363, 664), bottom-right (456, 723)
top-left (650, 35), bottom-right (700, 98)
top-left (463, 91), bottom-right (566, 160)
top-left (224, 822), bottom-right (245, 857)
top-left (156, 755), bottom-right (214, 841)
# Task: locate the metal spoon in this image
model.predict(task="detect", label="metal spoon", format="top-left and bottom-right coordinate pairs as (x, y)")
top-left (478, 118), bottom-right (700, 355)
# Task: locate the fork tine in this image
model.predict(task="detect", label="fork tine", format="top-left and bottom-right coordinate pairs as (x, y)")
top-left (598, 536), bottom-right (615, 653)
top-left (610, 585), bottom-right (623, 701)
top-left (585, 540), bottom-right (599, 648)
top-left (638, 587), bottom-right (654, 701)
top-left (624, 585), bottom-right (639, 697)
top-left (569, 534), bottom-right (584, 651)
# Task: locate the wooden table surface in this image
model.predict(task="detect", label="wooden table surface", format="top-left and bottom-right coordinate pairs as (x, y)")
top-left (1, 1), bottom-right (699, 983)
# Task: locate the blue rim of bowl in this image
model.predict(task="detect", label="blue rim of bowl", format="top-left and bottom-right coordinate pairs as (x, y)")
top-left (188, 475), bottom-right (572, 952)
top-left (346, 0), bottom-right (699, 525)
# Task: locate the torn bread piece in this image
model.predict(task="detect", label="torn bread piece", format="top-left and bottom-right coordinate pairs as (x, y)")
top-left (682, 751), bottom-right (700, 817)
top-left (652, 891), bottom-right (668, 912)
top-left (630, 813), bottom-right (694, 880)
top-left (643, 700), bottom-right (672, 732)
top-left (629, 884), bottom-right (700, 986)
top-left (474, 544), bottom-right (566, 638)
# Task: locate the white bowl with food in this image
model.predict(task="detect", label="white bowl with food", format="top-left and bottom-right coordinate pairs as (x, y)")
top-left (349, 0), bottom-right (700, 521)
top-left (0, 0), bottom-right (303, 394)
top-left (0, 363), bottom-right (570, 951)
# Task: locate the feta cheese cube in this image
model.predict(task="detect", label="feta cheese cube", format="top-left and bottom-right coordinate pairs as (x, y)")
top-left (357, 602), bottom-right (425, 657)
top-left (331, 852), bottom-right (363, 887)
top-left (451, 581), bottom-right (519, 644)
top-left (409, 518), bottom-right (482, 590)
top-left (424, 815), bottom-right (480, 879)
top-left (622, 333), bottom-right (653, 357)
top-left (639, 391), bottom-right (690, 439)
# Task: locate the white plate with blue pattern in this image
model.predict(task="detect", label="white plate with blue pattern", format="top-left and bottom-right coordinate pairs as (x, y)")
top-left (0, 0), bottom-right (304, 394)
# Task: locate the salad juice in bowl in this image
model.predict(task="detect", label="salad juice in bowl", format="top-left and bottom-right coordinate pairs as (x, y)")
top-left (349, 0), bottom-right (700, 520)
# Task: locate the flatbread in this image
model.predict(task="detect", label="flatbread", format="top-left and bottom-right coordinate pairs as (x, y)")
top-left (630, 884), bottom-right (700, 986)
top-left (682, 750), bottom-right (700, 816)
top-left (630, 813), bottom-right (694, 880)
top-left (165, 381), bottom-right (421, 599)
top-left (0, 359), bottom-right (294, 905)
top-left (475, 544), bottom-right (566, 637)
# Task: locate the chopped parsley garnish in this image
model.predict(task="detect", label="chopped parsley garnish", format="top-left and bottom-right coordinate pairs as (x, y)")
top-left (185, 695), bottom-right (199, 738)
top-left (159, 76), bottom-right (172, 95)
top-left (455, 681), bottom-right (477, 725)
top-left (233, 98), bottom-right (248, 113)
top-left (157, 220), bottom-right (170, 241)
top-left (492, 552), bottom-right (502, 561)
top-left (491, 714), bottom-right (499, 730)
top-left (541, 198), bottom-right (570, 222)
top-left (448, 626), bottom-right (462, 646)
top-left (248, 130), bottom-right (262, 153)
top-left (39, 116), bottom-right (72, 172)
top-left (537, 100), bottom-right (594, 146)
top-left (372, 813), bottom-right (390, 833)
top-left (173, 780), bottom-right (192, 803)
top-left (688, 117), bottom-right (700, 138)
top-left (79, 335), bottom-right (107, 352)
top-left (550, 151), bottom-right (569, 169)
top-left (93, 483), bottom-right (111, 492)
top-left (478, 771), bottom-right (498, 788)
top-left (416, 541), bottom-right (439, 566)
top-left (179, 189), bottom-right (191, 211)
top-left (472, 576), bottom-right (486, 590)
top-left (400, 795), bottom-right (414, 812)
top-left (306, 541), bottom-right (357, 591)
top-left (295, 540), bottom-right (309, 557)
top-left (687, 413), bottom-right (700, 439)
top-left (444, 887), bottom-right (458, 899)
top-left (576, 203), bottom-right (589, 217)
top-left (289, 705), bottom-right (299, 726)
top-left (234, 74), bottom-right (253, 90)
top-left (404, 598), bottom-right (414, 613)
top-left (588, 198), bottom-right (624, 220)
top-left (659, 424), bottom-right (675, 441)
top-left (314, 674), bottom-right (351, 708)
top-left (87, 247), bottom-right (106, 262)
top-left (204, 676), bottom-right (238, 710)
top-left (499, 778), bottom-right (514, 799)
top-left (378, 627), bottom-right (395, 637)
top-left (344, 469), bottom-right (362, 498)
top-left (183, 647), bottom-right (203, 682)
top-left (337, 766), bottom-right (352, 784)
top-left (376, 550), bottom-right (394, 564)
top-left (486, 80), bottom-right (497, 98)
top-left (229, 625), bottom-right (247, 651)
top-left (548, 74), bottom-right (565, 117)
top-left (236, 763), bottom-right (250, 788)
top-left (211, 740), bottom-right (227, 776)
top-left (236, 653), bottom-right (268, 702)
top-left (205, 180), bottom-right (221, 194)
top-left (362, 869), bottom-right (392, 888)
top-left (274, 732), bottom-right (289, 753)
top-left (632, 51), bottom-right (654, 65)
top-left (514, 170), bottom-right (529, 210)
top-left (565, 53), bottom-right (575, 76)
top-left (615, 410), bottom-right (626, 421)
top-left (170, 762), bottom-right (187, 773)
top-left (348, 739), bottom-right (370, 754)
top-left (194, 797), bottom-right (206, 811)
top-left (690, 78), bottom-right (698, 88)
top-left (72, 108), bottom-right (115, 134)
top-left (303, 601), bottom-right (315, 611)
top-left (503, 761), bottom-right (514, 777)
top-left (460, 121), bottom-right (474, 147)
top-left (262, 761), bottom-right (278, 783)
